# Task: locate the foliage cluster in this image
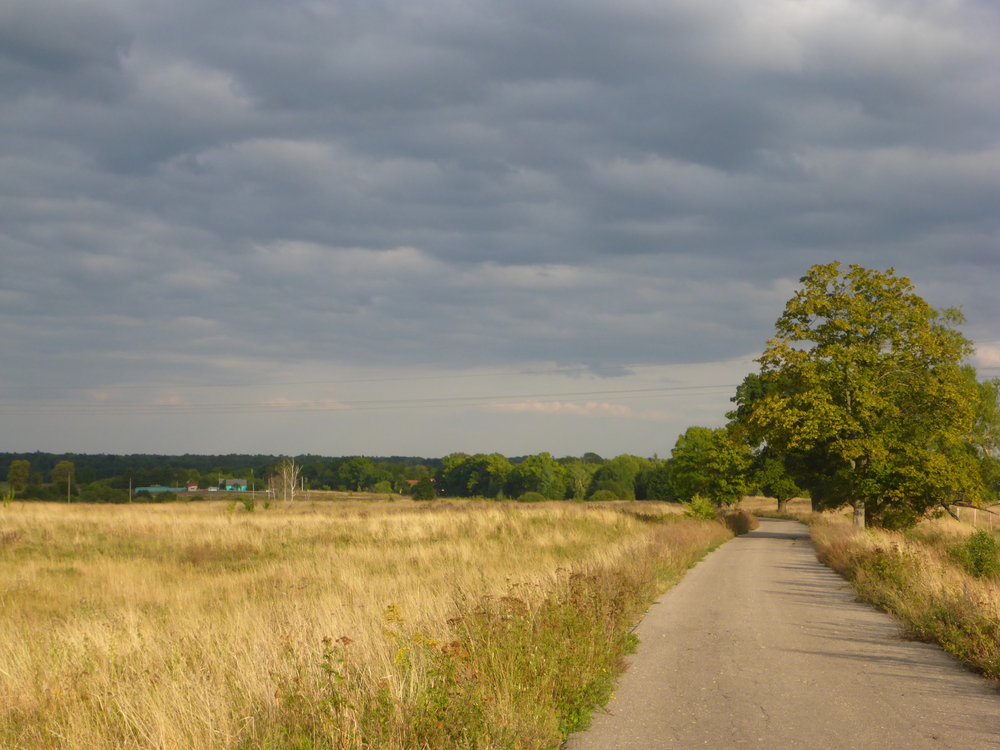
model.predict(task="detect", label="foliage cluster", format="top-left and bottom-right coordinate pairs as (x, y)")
top-left (433, 443), bottom-right (751, 507)
top-left (949, 529), bottom-right (1000, 579)
top-left (729, 262), bottom-right (997, 529)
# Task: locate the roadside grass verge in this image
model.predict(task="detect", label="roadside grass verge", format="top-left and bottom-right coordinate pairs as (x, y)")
top-left (810, 515), bottom-right (1000, 680)
top-left (0, 500), bottom-right (731, 749)
top-left (258, 517), bottom-right (731, 749)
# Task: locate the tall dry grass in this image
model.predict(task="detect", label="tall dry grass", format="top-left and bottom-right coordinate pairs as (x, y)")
top-left (810, 514), bottom-right (1000, 680)
top-left (0, 500), bottom-right (728, 749)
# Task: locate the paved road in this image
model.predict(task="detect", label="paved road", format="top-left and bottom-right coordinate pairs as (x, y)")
top-left (566, 517), bottom-right (1000, 750)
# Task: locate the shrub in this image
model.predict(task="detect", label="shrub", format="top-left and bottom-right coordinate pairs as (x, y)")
top-left (951, 529), bottom-right (1000, 579)
top-left (411, 476), bottom-right (436, 501)
top-left (718, 508), bottom-right (758, 536)
top-left (373, 480), bottom-right (393, 495)
top-left (517, 491), bottom-right (547, 503)
top-left (588, 489), bottom-right (619, 503)
top-left (242, 496), bottom-right (256, 513)
top-left (588, 479), bottom-right (631, 501)
top-left (683, 493), bottom-right (716, 520)
top-left (80, 484), bottom-right (130, 504)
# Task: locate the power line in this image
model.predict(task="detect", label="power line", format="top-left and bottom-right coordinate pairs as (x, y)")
top-left (4, 356), bottom-right (759, 392)
top-left (0, 384), bottom-right (740, 417)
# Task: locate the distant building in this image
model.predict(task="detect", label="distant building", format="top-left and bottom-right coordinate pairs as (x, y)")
top-left (135, 486), bottom-right (178, 494)
top-left (220, 479), bottom-right (248, 492)
top-left (186, 482), bottom-right (198, 491)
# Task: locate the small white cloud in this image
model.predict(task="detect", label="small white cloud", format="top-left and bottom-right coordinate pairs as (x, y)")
top-left (975, 346), bottom-right (1000, 368)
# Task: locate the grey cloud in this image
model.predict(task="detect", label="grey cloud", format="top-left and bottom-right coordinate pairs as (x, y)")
top-left (0, 0), bottom-right (132, 101)
top-left (1, 0), bottom-right (998, 454)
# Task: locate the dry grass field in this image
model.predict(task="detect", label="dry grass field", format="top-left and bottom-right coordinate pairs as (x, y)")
top-left (0, 499), bottom-right (729, 749)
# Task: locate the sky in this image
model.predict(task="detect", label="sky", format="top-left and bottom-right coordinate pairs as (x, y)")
top-left (1, 0), bottom-right (999, 460)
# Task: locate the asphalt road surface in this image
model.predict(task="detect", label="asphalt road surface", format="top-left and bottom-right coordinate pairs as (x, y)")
top-left (566, 517), bottom-right (1000, 750)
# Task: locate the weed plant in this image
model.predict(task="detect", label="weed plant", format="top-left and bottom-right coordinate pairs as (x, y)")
top-left (811, 516), bottom-right (1000, 680)
top-left (717, 508), bottom-right (758, 536)
top-left (950, 529), bottom-right (1000, 579)
top-left (683, 493), bottom-right (716, 520)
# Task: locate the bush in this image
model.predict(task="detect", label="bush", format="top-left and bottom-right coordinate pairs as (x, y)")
top-left (683, 493), bottom-right (716, 520)
top-left (80, 484), bottom-right (130, 504)
top-left (588, 479), bottom-right (631, 501)
top-left (951, 529), bottom-right (1000, 579)
top-left (718, 508), bottom-right (758, 536)
top-left (588, 489), bottom-right (619, 503)
top-left (517, 491), bottom-right (547, 503)
top-left (412, 476), bottom-right (436, 501)
top-left (373, 480), bottom-right (393, 494)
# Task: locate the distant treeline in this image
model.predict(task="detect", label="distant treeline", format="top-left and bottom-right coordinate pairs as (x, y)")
top-left (0, 452), bottom-right (440, 484)
top-left (3, 443), bottom-right (741, 505)
top-left (1, 453), bottom-right (444, 503)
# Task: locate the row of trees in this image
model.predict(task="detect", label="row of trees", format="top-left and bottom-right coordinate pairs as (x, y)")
top-left (427, 444), bottom-right (751, 504)
top-left (4, 446), bottom-right (745, 506)
top-left (1, 454), bottom-right (442, 494)
top-left (3, 456), bottom-right (442, 502)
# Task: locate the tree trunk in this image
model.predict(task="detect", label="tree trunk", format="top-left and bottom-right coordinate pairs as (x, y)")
top-left (852, 497), bottom-right (866, 529)
top-left (777, 498), bottom-right (788, 514)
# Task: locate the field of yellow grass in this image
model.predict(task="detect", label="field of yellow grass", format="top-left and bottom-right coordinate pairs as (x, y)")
top-left (0, 499), bottom-right (728, 749)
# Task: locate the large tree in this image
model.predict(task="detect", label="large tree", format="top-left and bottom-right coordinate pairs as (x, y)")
top-left (52, 461), bottom-right (75, 486)
top-left (669, 426), bottom-right (751, 505)
top-left (747, 262), bottom-right (981, 529)
top-left (585, 454), bottom-right (651, 501)
top-left (439, 453), bottom-right (512, 497)
top-left (7, 460), bottom-right (30, 492)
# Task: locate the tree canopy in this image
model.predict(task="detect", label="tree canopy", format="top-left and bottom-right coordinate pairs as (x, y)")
top-left (6, 460), bottom-right (29, 492)
top-left (669, 426), bottom-right (750, 506)
top-left (741, 262), bottom-right (981, 528)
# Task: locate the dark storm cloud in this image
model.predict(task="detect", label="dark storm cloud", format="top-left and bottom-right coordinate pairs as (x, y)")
top-left (0, 0), bottom-right (132, 101)
top-left (1, 0), bottom-right (998, 453)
